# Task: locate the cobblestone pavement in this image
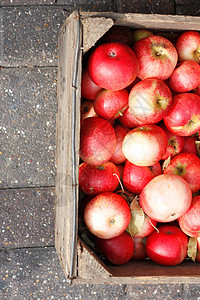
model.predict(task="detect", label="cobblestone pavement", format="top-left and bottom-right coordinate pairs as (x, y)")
top-left (1, 1), bottom-right (200, 299)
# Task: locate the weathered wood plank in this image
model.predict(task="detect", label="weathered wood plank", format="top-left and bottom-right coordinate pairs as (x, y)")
top-left (81, 17), bottom-right (114, 53)
top-left (80, 11), bottom-right (200, 31)
top-left (77, 240), bottom-right (111, 280)
top-left (55, 11), bottom-right (82, 280)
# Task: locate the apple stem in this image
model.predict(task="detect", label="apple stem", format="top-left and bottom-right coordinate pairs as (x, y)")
top-left (113, 173), bottom-right (125, 194)
top-left (149, 219), bottom-right (159, 233)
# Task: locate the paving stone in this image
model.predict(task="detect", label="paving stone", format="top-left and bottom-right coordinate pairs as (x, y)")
top-left (56, 0), bottom-right (116, 12)
top-left (183, 284), bottom-right (200, 299)
top-left (0, 188), bottom-right (55, 249)
top-left (0, 247), bottom-right (126, 299)
top-left (1, 6), bottom-right (69, 67)
top-left (0, 67), bottom-right (57, 189)
top-left (0, 0), bottom-right (55, 6)
top-left (126, 284), bottom-right (183, 300)
top-left (175, 0), bottom-right (199, 4)
top-left (118, 0), bottom-right (175, 15)
top-left (176, 4), bottom-right (200, 16)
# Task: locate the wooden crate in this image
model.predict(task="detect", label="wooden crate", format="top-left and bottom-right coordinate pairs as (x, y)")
top-left (55, 11), bottom-right (200, 284)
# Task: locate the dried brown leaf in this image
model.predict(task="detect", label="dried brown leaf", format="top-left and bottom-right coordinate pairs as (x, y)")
top-left (126, 197), bottom-right (145, 236)
top-left (162, 156), bottom-right (171, 171)
top-left (187, 237), bottom-right (198, 262)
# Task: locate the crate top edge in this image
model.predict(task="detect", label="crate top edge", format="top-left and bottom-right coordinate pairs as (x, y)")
top-left (58, 11), bottom-right (200, 38)
top-left (79, 11), bottom-right (200, 22)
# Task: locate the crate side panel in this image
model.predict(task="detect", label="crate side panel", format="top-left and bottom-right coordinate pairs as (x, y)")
top-left (77, 245), bottom-right (200, 284)
top-left (55, 12), bottom-right (81, 279)
top-left (80, 12), bottom-right (200, 31)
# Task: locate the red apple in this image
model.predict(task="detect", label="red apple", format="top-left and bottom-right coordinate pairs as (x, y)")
top-left (123, 160), bottom-right (161, 194)
top-left (81, 68), bottom-right (103, 100)
top-left (79, 162), bottom-right (120, 196)
top-left (164, 93), bottom-right (200, 136)
top-left (163, 152), bottom-right (200, 193)
top-left (118, 106), bottom-right (143, 128)
top-left (110, 124), bottom-right (129, 164)
top-left (176, 30), bottom-right (200, 63)
top-left (145, 225), bottom-right (188, 266)
top-left (133, 29), bottom-right (153, 43)
top-left (139, 174), bottom-right (192, 222)
top-left (159, 123), bottom-right (185, 160)
top-left (168, 61), bottom-right (200, 93)
top-left (94, 89), bottom-right (129, 120)
top-left (122, 124), bottom-right (168, 166)
top-left (133, 35), bottom-right (178, 81)
top-left (182, 136), bottom-right (198, 155)
top-left (132, 237), bottom-right (147, 260)
top-left (80, 117), bottom-right (117, 166)
top-left (81, 99), bottom-right (98, 120)
top-left (129, 78), bottom-right (172, 124)
top-left (179, 195), bottom-right (200, 238)
top-left (94, 231), bottom-right (134, 265)
top-left (84, 192), bottom-right (131, 239)
top-left (100, 26), bottom-right (134, 46)
top-left (88, 42), bottom-right (139, 91)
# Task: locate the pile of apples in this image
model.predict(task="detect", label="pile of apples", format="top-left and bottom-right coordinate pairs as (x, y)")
top-left (79, 26), bottom-right (200, 267)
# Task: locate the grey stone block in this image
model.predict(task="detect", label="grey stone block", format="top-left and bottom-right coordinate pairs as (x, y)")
top-left (118, 0), bottom-right (175, 15)
top-left (0, 0), bottom-right (55, 6)
top-left (1, 6), bottom-right (68, 67)
top-left (183, 284), bottom-right (200, 299)
top-left (56, 0), bottom-right (116, 12)
top-left (126, 284), bottom-right (183, 299)
top-left (175, 0), bottom-right (199, 4)
top-left (0, 188), bottom-right (55, 249)
top-left (176, 4), bottom-right (200, 16)
top-left (0, 67), bottom-right (57, 188)
top-left (0, 247), bottom-right (126, 299)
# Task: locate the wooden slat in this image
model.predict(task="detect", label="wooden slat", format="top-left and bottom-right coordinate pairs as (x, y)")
top-left (80, 11), bottom-right (200, 31)
top-left (55, 11), bottom-right (82, 280)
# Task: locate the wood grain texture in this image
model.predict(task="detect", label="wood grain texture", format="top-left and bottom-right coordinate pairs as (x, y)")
top-left (55, 11), bottom-right (82, 280)
top-left (81, 17), bottom-right (114, 53)
top-left (77, 242), bottom-right (111, 280)
top-left (80, 11), bottom-right (200, 31)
